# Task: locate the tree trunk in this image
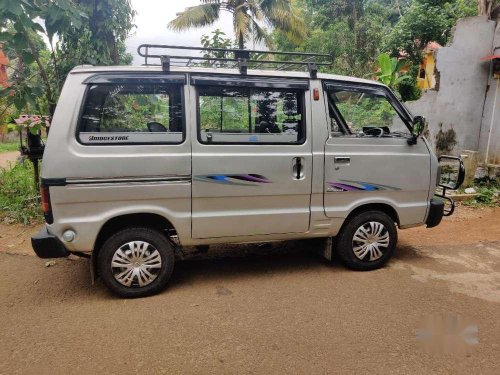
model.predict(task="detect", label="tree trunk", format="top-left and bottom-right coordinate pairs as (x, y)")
top-left (48, 38), bottom-right (61, 93)
top-left (26, 36), bottom-right (55, 117)
top-left (478, 0), bottom-right (493, 18)
top-left (106, 32), bottom-right (119, 64)
top-left (238, 33), bottom-right (245, 49)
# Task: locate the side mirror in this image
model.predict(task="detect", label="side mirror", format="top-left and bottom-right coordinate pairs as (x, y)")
top-left (407, 115), bottom-right (425, 145)
top-left (413, 116), bottom-right (425, 135)
top-left (438, 156), bottom-right (465, 190)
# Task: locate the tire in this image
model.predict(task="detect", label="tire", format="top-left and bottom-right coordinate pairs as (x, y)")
top-left (335, 210), bottom-right (397, 271)
top-left (98, 227), bottom-right (175, 298)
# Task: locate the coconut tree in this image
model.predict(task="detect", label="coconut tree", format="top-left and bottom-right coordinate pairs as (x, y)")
top-left (169, 0), bottom-right (305, 49)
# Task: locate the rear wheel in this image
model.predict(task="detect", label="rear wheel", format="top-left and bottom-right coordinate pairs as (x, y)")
top-left (335, 210), bottom-right (397, 271)
top-left (98, 227), bottom-right (174, 298)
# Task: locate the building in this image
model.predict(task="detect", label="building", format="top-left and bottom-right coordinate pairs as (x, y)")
top-left (416, 41), bottom-right (442, 90)
top-left (407, 16), bottom-right (500, 169)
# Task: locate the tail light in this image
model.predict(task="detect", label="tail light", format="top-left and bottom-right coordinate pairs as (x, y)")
top-left (313, 88), bottom-right (320, 101)
top-left (40, 184), bottom-right (53, 224)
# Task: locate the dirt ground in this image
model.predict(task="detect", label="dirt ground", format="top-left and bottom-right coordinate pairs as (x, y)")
top-left (1, 206), bottom-right (500, 374)
top-left (0, 151), bottom-right (19, 169)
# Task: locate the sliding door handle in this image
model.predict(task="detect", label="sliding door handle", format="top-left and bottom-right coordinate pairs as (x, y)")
top-left (334, 156), bottom-right (351, 164)
top-left (292, 157), bottom-right (305, 179)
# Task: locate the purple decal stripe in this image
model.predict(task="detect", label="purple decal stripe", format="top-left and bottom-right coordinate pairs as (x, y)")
top-left (327, 180), bottom-right (399, 192)
top-left (232, 174), bottom-right (272, 183)
top-left (195, 174), bottom-right (272, 185)
top-left (329, 182), bottom-right (362, 191)
top-left (342, 179), bottom-right (400, 191)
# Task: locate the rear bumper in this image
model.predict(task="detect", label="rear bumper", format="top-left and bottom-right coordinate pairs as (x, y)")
top-left (31, 226), bottom-right (70, 258)
top-left (426, 199), bottom-right (445, 228)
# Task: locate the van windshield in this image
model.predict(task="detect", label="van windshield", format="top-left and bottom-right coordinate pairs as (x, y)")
top-left (326, 86), bottom-right (411, 138)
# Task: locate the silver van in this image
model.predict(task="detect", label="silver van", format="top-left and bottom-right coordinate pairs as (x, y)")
top-left (31, 46), bottom-right (464, 297)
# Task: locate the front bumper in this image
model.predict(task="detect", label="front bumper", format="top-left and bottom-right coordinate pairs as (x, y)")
top-left (31, 226), bottom-right (70, 258)
top-left (426, 198), bottom-right (445, 228)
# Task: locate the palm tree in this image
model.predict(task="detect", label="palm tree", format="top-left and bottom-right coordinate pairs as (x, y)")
top-left (169, 0), bottom-right (305, 49)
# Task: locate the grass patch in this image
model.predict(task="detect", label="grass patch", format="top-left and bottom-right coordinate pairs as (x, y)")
top-left (0, 141), bottom-right (20, 153)
top-left (0, 161), bottom-right (42, 224)
top-left (462, 178), bottom-right (500, 207)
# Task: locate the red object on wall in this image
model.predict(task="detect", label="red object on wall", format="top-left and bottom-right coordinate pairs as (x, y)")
top-left (480, 55), bottom-right (500, 61)
top-left (0, 44), bottom-right (9, 88)
top-left (480, 54), bottom-right (500, 77)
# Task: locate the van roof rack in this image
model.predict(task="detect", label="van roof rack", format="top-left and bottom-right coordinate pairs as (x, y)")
top-left (137, 44), bottom-right (332, 79)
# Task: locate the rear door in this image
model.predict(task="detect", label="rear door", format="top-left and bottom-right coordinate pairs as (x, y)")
top-left (190, 75), bottom-right (313, 239)
top-left (322, 81), bottom-right (431, 226)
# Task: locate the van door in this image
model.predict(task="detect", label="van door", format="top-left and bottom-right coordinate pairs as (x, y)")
top-left (190, 75), bottom-right (313, 239)
top-left (322, 81), bottom-right (431, 226)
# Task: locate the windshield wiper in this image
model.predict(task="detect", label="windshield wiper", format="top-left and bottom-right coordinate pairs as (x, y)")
top-left (389, 131), bottom-right (412, 138)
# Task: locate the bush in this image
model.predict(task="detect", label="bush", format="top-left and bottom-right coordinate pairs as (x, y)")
top-left (462, 179), bottom-right (500, 207)
top-left (0, 161), bottom-right (42, 224)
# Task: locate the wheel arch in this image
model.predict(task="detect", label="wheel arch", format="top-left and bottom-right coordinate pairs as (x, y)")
top-left (93, 213), bottom-right (176, 254)
top-left (345, 203), bottom-right (400, 227)
top-left (91, 213), bottom-right (177, 279)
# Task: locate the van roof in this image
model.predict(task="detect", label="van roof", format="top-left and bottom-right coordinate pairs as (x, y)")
top-left (70, 65), bottom-right (384, 87)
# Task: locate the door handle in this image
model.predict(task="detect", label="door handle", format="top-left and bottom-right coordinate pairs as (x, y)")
top-left (334, 156), bottom-right (351, 164)
top-left (292, 157), bottom-right (305, 179)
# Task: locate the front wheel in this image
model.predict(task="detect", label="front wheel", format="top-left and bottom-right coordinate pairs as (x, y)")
top-left (98, 227), bottom-right (175, 298)
top-left (335, 210), bottom-right (397, 271)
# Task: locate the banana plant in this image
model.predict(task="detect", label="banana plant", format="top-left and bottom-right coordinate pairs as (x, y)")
top-left (374, 53), bottom-right (411, 89)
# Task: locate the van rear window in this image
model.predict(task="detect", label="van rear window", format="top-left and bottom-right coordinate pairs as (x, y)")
top-left (78, 83), bottom-right (184, 145)
top-left (197, 86), bottom-right (305, 144)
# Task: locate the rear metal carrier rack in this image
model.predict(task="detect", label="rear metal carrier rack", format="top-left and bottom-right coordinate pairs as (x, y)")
top-left (137, 44), bottom-right (332, 79)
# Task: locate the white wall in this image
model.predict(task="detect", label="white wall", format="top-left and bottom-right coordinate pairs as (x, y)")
top-left (406, 16), bottom-right (498, 164)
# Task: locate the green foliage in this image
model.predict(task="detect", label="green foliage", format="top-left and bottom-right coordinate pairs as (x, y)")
top-left (0, 161), bottom-right (41, 224)
top-left (200, 29), bottom-right (234, 66)
top-left (0, 0), bottom-right (88, 115)
top-left (170, 0), bottom-right (305, 49)
top-left (274, 0), bottom-right (404, 77)
top-left (397, 64), bottom-right (421, 101)
top-left (273, 0), bottom-right (478, 100)
top-left (462, 179), bottom-right (500, 207)
top-left (101, 93), bottom-right (171, 132)
top-left (0, 141), bottom-right (19, 153)
top-left (199, 89), bottom-right (301, 133)
top-left (59, 0), bottom-right (135, 67)
top-left (383, 0), bottom-right (477, 63)
top-left (373, 53), bottom-right (411, 89)
top-left (334, 91), bottom-right (403, 130)
top-left (0, 0), bottom-right (135, 117)
top-left (200, 94), bottom-right (252, 131)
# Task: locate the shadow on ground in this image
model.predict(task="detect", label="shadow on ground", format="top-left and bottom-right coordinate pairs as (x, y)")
top-left (12, 239), bottom-right (425, 302)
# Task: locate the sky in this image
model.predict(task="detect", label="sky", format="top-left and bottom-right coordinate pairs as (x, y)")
top-left (125, 0), bottom-right (235, 65)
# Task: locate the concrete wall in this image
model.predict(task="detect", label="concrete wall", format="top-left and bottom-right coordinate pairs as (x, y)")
top-left (406, 16), bottom-right (498, 163)
top-left (478, 22), bottom-right (500, 165)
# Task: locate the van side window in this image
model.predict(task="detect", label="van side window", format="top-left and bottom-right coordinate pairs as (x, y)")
top-left (325, 86), bottom-right (409, 137)
top-left (197, 86), bottom-right (305, 144)
top-left (78, 83), bottom-right (184, 144)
